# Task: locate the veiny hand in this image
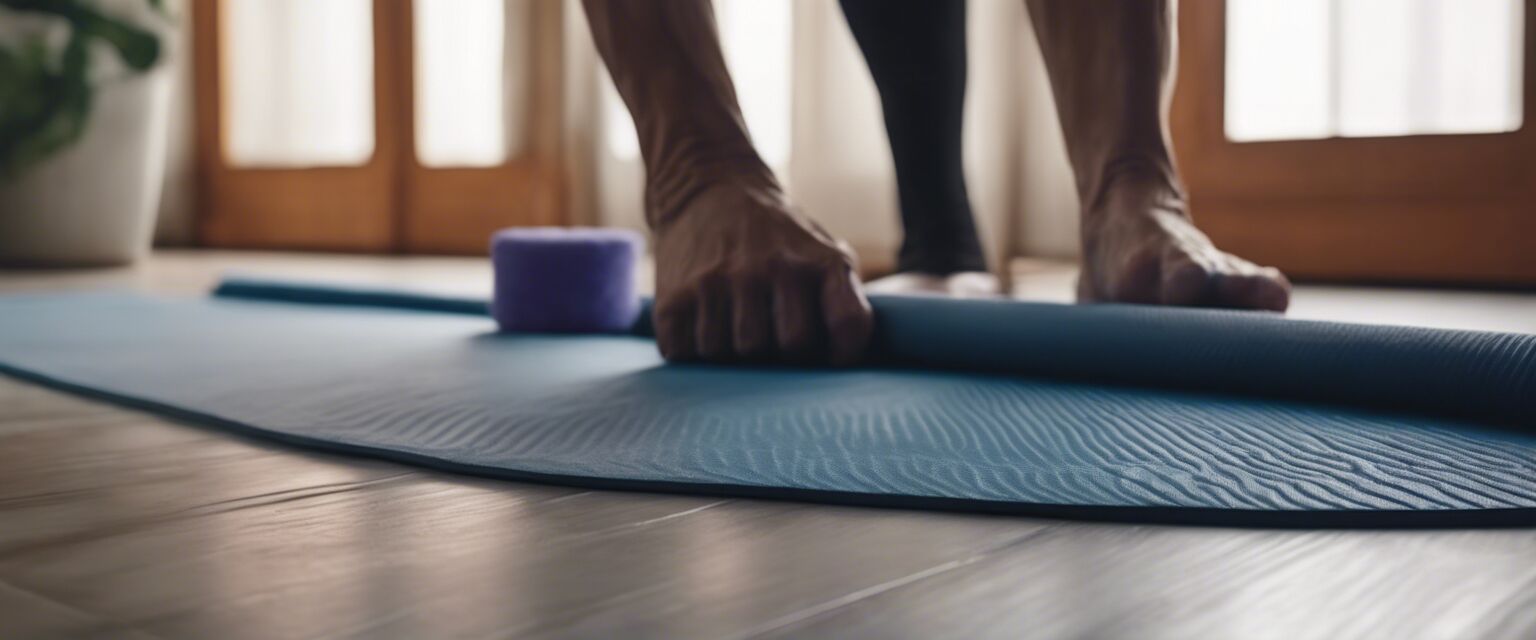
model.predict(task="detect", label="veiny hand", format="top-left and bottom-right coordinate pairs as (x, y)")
top-left (651, 183), bottom-right (874, 365)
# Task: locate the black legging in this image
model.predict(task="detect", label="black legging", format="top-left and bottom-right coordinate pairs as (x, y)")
top-left (839, 0), bottom-right (986, 275)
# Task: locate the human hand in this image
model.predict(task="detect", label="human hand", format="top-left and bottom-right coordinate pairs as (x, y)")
top-left (651, 183), bottom-right (873, 365)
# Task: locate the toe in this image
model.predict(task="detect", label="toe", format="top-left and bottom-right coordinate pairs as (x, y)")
top-left (1214, 267), bottom-right (1291, 312)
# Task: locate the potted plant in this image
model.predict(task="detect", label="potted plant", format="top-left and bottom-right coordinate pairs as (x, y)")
top-left (0, 0), bottom-right (170, 266)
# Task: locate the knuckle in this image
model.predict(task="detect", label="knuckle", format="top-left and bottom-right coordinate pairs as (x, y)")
top-left (828, 239), bottom-right (859, 263)
top-left (655, 288), bottom-right (695, 311)
top-left (722, 260), bottom-right (762, 282)
top-left (789, 261), bottom-right (826, 279)
top-left (825, 308), bottom-right (873, 338)
top-left (689, 273), bottom-right (728, 297)
top-left (814, 251), bottom-right (857, 276)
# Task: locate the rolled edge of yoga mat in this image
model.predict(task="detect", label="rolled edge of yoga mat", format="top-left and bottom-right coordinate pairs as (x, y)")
top-left (213, 274), bottom-right (490, 316)
top-left (490, 227), bottom-right (644, 334)
top-left (868, 295), bottom-right (1536, 429)
top-left (210, 277), bottom-right (1536, 428)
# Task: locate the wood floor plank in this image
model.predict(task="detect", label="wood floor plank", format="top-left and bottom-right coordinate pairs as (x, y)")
top-left (1468, 582), bottom-right (1536, 640)
top-left (0, 380), bottom-right (131, 426)
top-left (0, 381), bottom-right (1046, 640)
top-left (0, 383), bottom-right (430, 554)
top-left (0, 579), bottom-right (161, 640)
top-left (3, 450), bottom-right (1045, 639)
top-left (760, 525), bottom-right (1536, 640)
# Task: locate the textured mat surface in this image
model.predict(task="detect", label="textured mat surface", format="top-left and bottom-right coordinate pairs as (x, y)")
top-left (1, 279), bottom-right (1534, 527)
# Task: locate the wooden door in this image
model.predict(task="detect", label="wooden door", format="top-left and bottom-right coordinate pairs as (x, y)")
top-left (192, 0), bottom-right (567, 254)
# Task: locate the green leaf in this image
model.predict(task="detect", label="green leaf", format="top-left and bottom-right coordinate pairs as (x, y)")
top-left (0, 33), bottom-right (93, 180)
top-left (0, 0), bottom-right (163, 70)
top-left (81, 15), bottom-right (161, 70)
top-left (0, 0), bottom-right (166, 180)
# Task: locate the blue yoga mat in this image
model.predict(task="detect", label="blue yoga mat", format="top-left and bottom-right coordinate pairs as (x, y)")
top-left (1, 277), bottom-right (1533, 527)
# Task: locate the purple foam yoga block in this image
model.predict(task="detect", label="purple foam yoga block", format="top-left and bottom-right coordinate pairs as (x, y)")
top-left (491, 227), bottom-right (644, 333)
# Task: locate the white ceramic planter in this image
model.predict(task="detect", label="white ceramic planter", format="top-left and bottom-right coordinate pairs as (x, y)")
top-left (0, 63), bottom-right (172, 266)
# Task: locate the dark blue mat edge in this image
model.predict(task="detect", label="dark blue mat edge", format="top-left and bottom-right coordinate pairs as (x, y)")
top-left (5, 361), bottom-right (1532, 530)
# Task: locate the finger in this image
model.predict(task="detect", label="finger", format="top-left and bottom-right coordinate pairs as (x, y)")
top-left (695, 284), bottom-right (732, 361)
top-left (821, 266), bottom-right (874, 366)
top-left (733, 278), bottom-right (773, 360)
top-left (654, 297), bottom-right (696, 362)
top-left (773, 273), bottom-right (823, 364)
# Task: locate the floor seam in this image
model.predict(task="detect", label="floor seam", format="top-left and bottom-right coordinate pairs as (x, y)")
top-left (736, 526), bottom-right (1057, 639)
top-left (167, 471), bottom-right (417, 516)
top-left (566, 500), bottom-right (734, 544)
top-left (0, 577), bottom-right (168, 640)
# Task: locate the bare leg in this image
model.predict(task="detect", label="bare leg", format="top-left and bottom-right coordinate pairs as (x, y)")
top-left (1025, 0), bottom-right (1290, 310)
top-left (583, 0), bottom-right (873, 363)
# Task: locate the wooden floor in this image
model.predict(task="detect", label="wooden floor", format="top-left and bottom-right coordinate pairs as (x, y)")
top-left (2, 251), bottom-right (1534, 640)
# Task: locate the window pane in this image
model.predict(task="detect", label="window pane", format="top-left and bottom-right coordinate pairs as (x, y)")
top-left (1336, 0), bottom-right (1417, 136)
top-left (415, 0), bottom-right (523, 168)
top-left (1225, 0), bottom-right (1523, 142)
top-left (1432, 0), bottom-right (1524, 134)
top-left (223, 0), bottom-right (375, 167)
top-left (1225, 0), bottom-right (1334, 142)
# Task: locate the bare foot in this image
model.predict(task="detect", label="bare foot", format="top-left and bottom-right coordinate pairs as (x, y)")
top-left (1078, 174), bottom-right (1291, 311)
top-left (864, 272), bottom-right (999, 298)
